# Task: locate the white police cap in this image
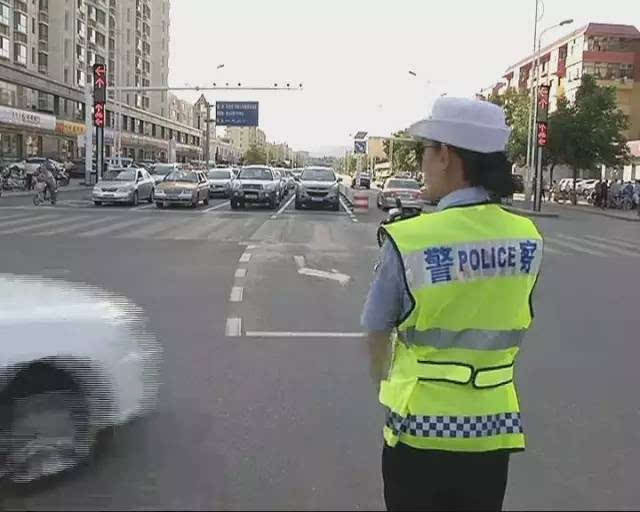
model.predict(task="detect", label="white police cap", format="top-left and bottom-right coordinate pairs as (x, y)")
top-left (407, 96), bottom-right (511, 154)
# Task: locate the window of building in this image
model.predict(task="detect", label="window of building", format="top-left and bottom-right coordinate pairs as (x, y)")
top-left (127, 29), bottom-right (130, 44)
top-left (96, 8), bottom-right (105, 25)
top-left (14, 43), bottom-right (26, 65)
top-left (77, 0), bottom-right (83, 10)
top-left (0, 36), bottom-right (8, 59)
top-left (31, 46), bottom-right (35, 64)
top-left (38, 51), bottom-right (47, 72)
top-left (0, 4), bottom-right (9, 26)
top-left (39, 0), bottom-right (48, 11)
top-left (64, 67), bottom-right (69, 83)
top-left (14, 12), bottom-right (27, 33)
top-left (95, 53), bottom-right (104, 64)
top-left (76, 44), bottom-right (84, 62)
top-left (127, 7), bottom-right (130, 22)
top-left (88, 27), bottom-right (96, 44)
top-left (76, 68), bottom-right (85, 86)
top-left (64, 39), bottom-right (69, 59)
top-left (31, 16), bottom-right (35, 34)
top-left (77, 19), bottom-right (85, 38)
top-left (96, 31), bottom-right (105, 47)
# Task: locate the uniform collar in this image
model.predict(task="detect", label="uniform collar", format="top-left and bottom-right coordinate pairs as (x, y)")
top-left (436, 186), bottom-right (491, 211)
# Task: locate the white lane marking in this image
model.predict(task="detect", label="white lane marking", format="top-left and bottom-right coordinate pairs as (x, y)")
top-left (239, 252), bottom-right (251, 263)
top-left (270, 194), bottom-right (295, 219)
top-left (47, 216), bottom-right (116, 236)
top-left (225, 317), bottom-right (242, 336)
top-left (0, 215), bottom-right (69, 234)
top-left (118, 218), bottom-right (185, 239)
top-left (584, 234), bottom-right (640, 250)
top-left (78, 217), bottom-right (147, 237)
top-left (14, 215), bottom-right (92, 235)
top-left (202, 201), bottom-right (230, 213)
top-left (0, 213), bottom-right (33, 222)
top-left (557, 233), bottom-right (639, 258)
top-left (544, 236), bottom-right (609, 257)
top-left (543, 243), bottom-right (570, 256)
top-left (229, 286), bottom-right (244, 302)
top-left (172, 218), bottom-right (225, 240)
top-left (294, 255), bottom-right (305, 269)
top-left (0, 214), bottom-right (51, 229)
top-left (247, 244), bottom-right (257, 249)
top-left (235, 268), bottom-right (247, 278)
top-left (132, 203), bottom-right (155, 211)
top-left (298, 267), bottom-right (351, 285)
top-left (339, 197), bottom-right (358, 223)
top-left (245, 331), bottom-right (366, 338)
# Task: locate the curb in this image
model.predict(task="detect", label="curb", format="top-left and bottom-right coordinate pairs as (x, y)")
top-left (0, 185), bottom-right (88, 198)
top-left (503, 206), bottom-right (560, 218)
top-left (559, 204), bottom-right (640, 223)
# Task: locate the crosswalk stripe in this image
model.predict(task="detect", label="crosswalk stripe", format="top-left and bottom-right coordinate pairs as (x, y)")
top-left (545, 236), bottom-right (609, 257)
top-left (0, 214), bottom-right (51, 230)
top-left (173, 218), bottom-right (225, 240)
top-left (118, 218), bottom-right (187, 239)
top-left (543, 244), bottom-right (570, 255)
top-left (558, 233), bottom-right (639, 258)
top-left (14, 215), bottom-right (93, 235)
top-left (78, 217), bottom-right (148, 237)
top-left (0, 212), bottom-right (33, 222)
top-left (583, 234), bottom-right (640, 251)
top-left (45, 216), bottom-right (117, 236)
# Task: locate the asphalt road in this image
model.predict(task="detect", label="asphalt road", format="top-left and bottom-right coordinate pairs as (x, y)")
top-left (0, 187), bottom-right (639, 510)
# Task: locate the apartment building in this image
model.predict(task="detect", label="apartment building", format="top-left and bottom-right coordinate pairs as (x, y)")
top-left (498, 23), bottom-right (640, 140)
top-left (0, 0), bottom-right (201, 164)
top-left (225, 126), bottom-right (266, 154)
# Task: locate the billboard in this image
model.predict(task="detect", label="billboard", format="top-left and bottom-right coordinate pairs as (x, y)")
top-left (215, 101), bottom-right (259, 126)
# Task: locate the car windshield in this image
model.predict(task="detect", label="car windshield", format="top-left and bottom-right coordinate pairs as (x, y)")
top-left (151, 165), bottom-right (175, 175)
top-left (105, 169), bottom-right (136, 181)
top-left (301, 169), bottom-right (335, 181)
top-left (239, 168), bottom-right (273, 180)
top-left (208, 170), bottom-right (231, 179)
top-left (164, 170), bottom-right (198, 183)
top-left (386, 179), bottom-right (419, 189)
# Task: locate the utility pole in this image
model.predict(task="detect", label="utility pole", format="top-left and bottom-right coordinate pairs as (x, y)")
top-left (524, 0), bottom-right (540, 209)
top-left (84, 82), bottom-right (92, 184)
top-left (203, 101), bottom-right (212, 165)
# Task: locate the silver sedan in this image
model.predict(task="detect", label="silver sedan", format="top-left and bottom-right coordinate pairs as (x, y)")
top-left (377, 178), bottom-right (424, 210)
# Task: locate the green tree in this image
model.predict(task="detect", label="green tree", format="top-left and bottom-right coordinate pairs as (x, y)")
top-left (382, 130), bottom-right (423, 174)
top-left (488, 88), bottom-right (531, 166)
top-left (546, 74), bottom-right (630, 203)
top-left (243, 144), bottom-right (267, 165)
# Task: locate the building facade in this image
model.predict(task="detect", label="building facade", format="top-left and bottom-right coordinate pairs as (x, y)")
top-left (0, 0), bottom-right (201, 166)
top-left (224, 126), bottom-right (266, 154)
top-left (498, 23), bottom-right (640, 140)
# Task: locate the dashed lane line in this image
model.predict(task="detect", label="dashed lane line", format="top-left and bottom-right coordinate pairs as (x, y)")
top-left (229, 286), bottom-right (244, 303)
top-left (225, 317), bottom-right (242, 337)
top-left (235, 268), bottom-right (247, 278)
top-left (202, 201), bottom-right (230, 213)
top-left (239, 252), bottom-right (252, 263)
top-left (270, 195), bottom-right (295, 219)
top-left (557, 233), bottom-right (639, 258)
top-left (244, 331), bottom-right (366, 338)
top-left (544, 236), bottom-right (609, 257)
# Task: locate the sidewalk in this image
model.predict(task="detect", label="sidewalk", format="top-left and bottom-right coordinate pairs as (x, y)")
top-left (0, 179), bottom-right (89, 198)
top-left (553, 202), bottom-right (640, 222)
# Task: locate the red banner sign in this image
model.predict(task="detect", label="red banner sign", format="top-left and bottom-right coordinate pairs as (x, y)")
top-left (94, 102), bottom-right (105, 128)
top-left (537, 122), bottom-right (548, 147)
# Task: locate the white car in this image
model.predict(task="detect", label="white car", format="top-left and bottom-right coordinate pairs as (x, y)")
top-left (92, 167), bottom-right (156, 206)
top-left (0, 274), bottom-right (161, 483)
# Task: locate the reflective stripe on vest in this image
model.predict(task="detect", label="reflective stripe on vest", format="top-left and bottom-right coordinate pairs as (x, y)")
top-left (416, 361), bottom-right (514, 388)
top-left (398, 327), bottom-right (525, 350)
top-left (385, 409), bottom-right (523, 439)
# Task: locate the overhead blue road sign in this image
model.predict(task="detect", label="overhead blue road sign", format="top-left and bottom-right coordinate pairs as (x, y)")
top-left (216, 101), bottom-right (259, 126)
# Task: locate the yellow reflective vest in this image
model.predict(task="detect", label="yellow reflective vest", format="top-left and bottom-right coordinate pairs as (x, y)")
top-left (380, 203), bottom-right (543, 452)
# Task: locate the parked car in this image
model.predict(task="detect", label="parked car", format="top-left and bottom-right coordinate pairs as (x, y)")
top-left (93, 167), bottom-right (155, 206)
top-left (0, 274), bottom-right (161, 483)
top-left (295, 166), bottom-right (341, 211)
top-left (577, 179), bottom-right (597, 195)
top-left (377, 177), bottom-right (423, 210)
top-left (352, 171), bottom-right (371, 189)
top-left (149, 163), bottom-right (182, 184)
top-left (206, 168), bottom-right (235, 198)
top-left (231, 166), bottom-right (282, 209)
top-left (154, 169), bottom-right (209, 208)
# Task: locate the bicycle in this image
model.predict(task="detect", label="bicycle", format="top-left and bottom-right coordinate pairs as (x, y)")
top-left (33, 181), bottom-right (56, 206)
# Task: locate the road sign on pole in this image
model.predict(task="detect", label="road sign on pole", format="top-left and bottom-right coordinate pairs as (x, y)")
top-left (534, 84), bottom-right (550, 211)
top-left (354, 140), bottom-right (367, 154)
top-left (215, 101), bottom-right (259, 126)
top-left (93, 63), bottom-right (107, 182)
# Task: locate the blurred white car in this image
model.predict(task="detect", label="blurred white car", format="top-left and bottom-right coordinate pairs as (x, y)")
top-left (0, 274), bottom-right (161, 483)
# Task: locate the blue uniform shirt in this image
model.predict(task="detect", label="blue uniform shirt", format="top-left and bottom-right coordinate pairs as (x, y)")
top-left (361, 186), bottom-right (491, 331)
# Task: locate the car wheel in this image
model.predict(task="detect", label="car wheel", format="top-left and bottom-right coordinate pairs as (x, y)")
top-left (204, 195), bottom-right (209, 206)
top-left (156, 202), bottom-right (164, 209)
top-left (131, 191), bottom-right (139, 207)
top-left (230, 199), bottom-right (238, 210)
top-left (332, 202), bottom-right (340, 212)
top-left (295, 200), bottom-right (302, 210)
top-left (147, 188), bottom-right (154, 203)
top-left (0, 371), bottom-right (93, 484)
top-left (191, 196), bottom-right (198, 208)
top-left (94, 200), bottom-right (102, 206)
top-left (269, 197), bottom-right (277, 210)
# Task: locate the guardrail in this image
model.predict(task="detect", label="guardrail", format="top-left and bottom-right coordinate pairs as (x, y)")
top-left (336, 174), bottom-right (354, 205)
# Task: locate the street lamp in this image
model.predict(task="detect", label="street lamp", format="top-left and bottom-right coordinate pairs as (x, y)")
top-left (530, 18), bottom-right (574, 211)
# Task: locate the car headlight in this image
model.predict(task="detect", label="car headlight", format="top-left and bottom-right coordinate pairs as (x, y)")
top-left (297, 185), bottom-right (307, 194)
top-left (155, 189), bottom-right (166, 196)
top-left (264, 183), bottom-right (276, 191)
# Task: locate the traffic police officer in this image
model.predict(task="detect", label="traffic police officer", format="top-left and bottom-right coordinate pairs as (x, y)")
top-left (362, 97), bottom-right (543, 511)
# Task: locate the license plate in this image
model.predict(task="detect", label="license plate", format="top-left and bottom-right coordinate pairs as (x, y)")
top-left (245, 193), bottom-right (258, 199)
top-left (103, 193), bottom-right (114, 197)
top-left (311, 197), bottom-right (324, 202)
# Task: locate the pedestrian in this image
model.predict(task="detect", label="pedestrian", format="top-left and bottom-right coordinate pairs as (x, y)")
top-left (601, 180), bottom-right (609, 209)
top-left (25, 162), bottom-right (35, 190)
top-left (540, 177), bottom-right (547, 202)
top-left (362, 97), bottom-right (543, 512)
top-left (36, 163), bottom-right (57, 204)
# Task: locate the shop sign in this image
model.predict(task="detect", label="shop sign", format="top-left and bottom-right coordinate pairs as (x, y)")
top-left (0, 105), bottom-right (56, 131)
top-left (56, 120), bottom-right (86, 137)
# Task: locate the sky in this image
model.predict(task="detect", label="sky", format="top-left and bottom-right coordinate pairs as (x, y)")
top-left (168, 0), bottom-right (640, 154)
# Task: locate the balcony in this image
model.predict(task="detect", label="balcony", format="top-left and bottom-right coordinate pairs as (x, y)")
top-left (38, 40), bottom-right (48, 53)
top-left (15, 1), bottom-right (28, 14)
top-left (39, 12), bottom-right (48, 24)
top-left (38, 63), bottom-right (47, 74)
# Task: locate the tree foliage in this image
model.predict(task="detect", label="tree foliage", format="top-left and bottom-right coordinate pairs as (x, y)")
top-left (382, 130), bottom-right (423, 173)
top-left (488, 88), bottom-right (531, 166)
top-left (243, 144), bottom-right (267, 165)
